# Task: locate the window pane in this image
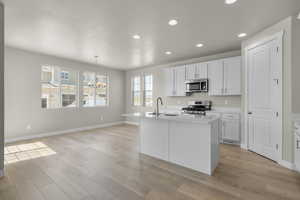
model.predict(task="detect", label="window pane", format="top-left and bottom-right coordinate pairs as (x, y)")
top-left (61, 85), bottom-right (76, 107)
top-left (96, 75), bottom-right (108, 106)
top-left (133, 91), bottom-right (141, 106)
top-left (133, 77), bottom-right (141, 91)
top-left (41, 66), bottom-right (60, 109)
top-left (61, 69), bottom-right (77, 107)
top-left (144, 90), bottom-right (153, 107)
top-left (132, 76), bottom-right (141, 106)
top-left (144, 75), bottom-right (153, 107)
top-left (41, 83), bottom-right (60, 109)
top-left (145, 75), bottom-right (153, 91)
top-left (83, 86), bottom-right (95, 107)
top-left (83, 72), bottom-right (95, 107)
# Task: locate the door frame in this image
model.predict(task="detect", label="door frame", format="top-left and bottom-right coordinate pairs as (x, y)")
top-left (243, 31), bottom-right (284, 162)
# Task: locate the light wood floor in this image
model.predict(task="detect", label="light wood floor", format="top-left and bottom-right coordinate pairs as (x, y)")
top-left (0, 124), bottom-right (300, 200)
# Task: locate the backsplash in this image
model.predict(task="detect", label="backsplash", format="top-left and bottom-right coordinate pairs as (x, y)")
top-left (165, 93), bottom-right (241, 108)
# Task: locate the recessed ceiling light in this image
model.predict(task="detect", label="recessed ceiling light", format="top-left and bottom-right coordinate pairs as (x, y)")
top-left (168, 19), bottom-right (178, 26)
top-left (196, 43), bottom-right (204, 48)
top-left (238, 33), bottom-right (247, 38)
top-left (225, 0), bottom-right (237, 4)
top-left (132, 35), bottom-right (141, 39)
top-left (165, 51), bottom-right (172, 55)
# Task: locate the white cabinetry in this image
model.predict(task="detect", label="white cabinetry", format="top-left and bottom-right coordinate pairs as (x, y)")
top-left (163, 66), bottom-right (186, 97)
top-left (163, 68), bottom-right (175, 96)
top-left (222, 113), bottom-right (240, 143)
top-left (186, 62), bottom-right (208, 80)
top-left (174, 66), bottom-right (186, 96)
top-left (223, 57), bottom-right (241, 95)
top-left (185, 63), bottom-right (197, 80)
top-left (208, 60), bottom-right (224, 96)
top-left (140, 118), bottom-right (169, 161)
top-left (208, 56), bottom-right (241, 96)
top-left (169, 121), bottom-right (219, 175)
top-left (164, 56), bottom-right (241, 97)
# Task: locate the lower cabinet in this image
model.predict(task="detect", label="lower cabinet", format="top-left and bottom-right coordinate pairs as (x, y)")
top-left (222, 119), bottom-right (240, 142)
top-left (221, 113), bottom-right (240, 143)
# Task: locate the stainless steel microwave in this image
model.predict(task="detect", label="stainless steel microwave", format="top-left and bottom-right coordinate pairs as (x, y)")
top-left (185, 79), bottom-right (209, 93)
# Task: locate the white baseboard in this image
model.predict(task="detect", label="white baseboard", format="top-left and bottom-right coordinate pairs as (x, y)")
top-left (278, 160), bottom-right (296, 171)
top-left (294, 164), bottom-right (300, 172)
top-left (240, 143), bottom-right (248, 150)
top-left (124, 121), bottom-right (140, 126)
top-left (5, 121), bottom-right (125, 144)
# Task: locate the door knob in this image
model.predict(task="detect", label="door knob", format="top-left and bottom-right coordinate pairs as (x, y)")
top-left (248, 112), bottom-right (252, 115)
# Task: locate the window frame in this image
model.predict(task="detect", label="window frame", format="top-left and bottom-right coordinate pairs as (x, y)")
top-left (60, 71), bottom-right (70, 81)
top-left (131, 75), bottom-right (142, 107)
top-left (82, 71), bottom-right (109, 108)
top-left (41, 66), bottom-right (79, 110)
top-left (143, 73), bottom-right (153, 107)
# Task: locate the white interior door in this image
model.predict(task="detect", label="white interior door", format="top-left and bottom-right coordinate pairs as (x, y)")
top-left (247, 36), bottom-right (282, 162)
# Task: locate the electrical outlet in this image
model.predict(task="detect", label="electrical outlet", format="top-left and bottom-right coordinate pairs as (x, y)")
top-left (100, 116), bottom-right (104, 121)
top-left (225, 100), bottom-right (228, 105)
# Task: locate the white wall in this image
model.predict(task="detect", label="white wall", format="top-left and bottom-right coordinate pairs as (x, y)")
top-left (5, 47), bottom-right (126, 141)
top-left (125, 50), bottom-right (242, 121)
top-left (242, 17), bottom-right (293, 162)
top-left (0, 2), bottom-right (4, 174)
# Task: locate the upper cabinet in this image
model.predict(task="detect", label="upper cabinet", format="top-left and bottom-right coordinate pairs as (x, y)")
top-left (163, 67), bottom-right (175, 97)
top-left (164, 66), bottom-right (186, 97)
top-left (195, 62), bottom-right (208, 79)
top-left (223, 57), bottom-right (241, 95)
top-left (186, 63), bottom-right (208, 80)
top-left (174, 66), bottom-right (187, 96)
top-left (185, 63), bottom-right (196, 80)
top-left (208, 60), bottom-right (224, 96)
top-left (164, 56), bottom-right (241, 97)
top-left (208, 56), bottom-right (241, 96)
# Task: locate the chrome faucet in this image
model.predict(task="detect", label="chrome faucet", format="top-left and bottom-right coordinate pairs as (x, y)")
top-left (156, 97), bottom-right (163, 116)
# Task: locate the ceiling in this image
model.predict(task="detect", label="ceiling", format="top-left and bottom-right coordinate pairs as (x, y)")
top-left (3, 0), bottom-right (300, 70)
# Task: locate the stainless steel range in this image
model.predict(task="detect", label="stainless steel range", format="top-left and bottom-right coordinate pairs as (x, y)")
top-left (182, 101), bottom-right (212, 115)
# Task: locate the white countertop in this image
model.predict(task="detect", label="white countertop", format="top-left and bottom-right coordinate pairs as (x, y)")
top-left (122, 112), bottom-right (220, 124)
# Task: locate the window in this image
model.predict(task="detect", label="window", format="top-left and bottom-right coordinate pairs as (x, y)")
top-left (132, 76), bottom-right (141, 106)
top-left (83, 72), bottom-right (108, 107)
top-left (144, 74), bottom-right (153, 107)
top-left (60, 71), bottom-right (69, 80)
top-left (41, 66), bottom-right (78, 109)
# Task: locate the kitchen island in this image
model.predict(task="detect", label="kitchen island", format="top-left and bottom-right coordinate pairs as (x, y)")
top-left (123, 112), bottom-right (220, 175)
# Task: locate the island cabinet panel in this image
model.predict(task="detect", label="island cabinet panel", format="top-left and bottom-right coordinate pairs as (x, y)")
top-left (169, 122), bottom-right (212, 175)
top-left (137, 116), bottom-right (220, 175)
top-left (140, 118), bottom-right (169, 161)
